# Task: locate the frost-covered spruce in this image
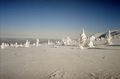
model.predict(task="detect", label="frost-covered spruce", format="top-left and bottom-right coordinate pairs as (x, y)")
top-left (24, 40), bottom-right (30, 47)
top-left (62, 36), bottom-right (72, 45)
top-left (88, 35), bottom-right (95, 47)
top-left (10, 43), bottom-right (14, 47)
top-left (14, 42), bottom-right (19, 48)
top-left (80, 28), bottom-right (87, 46)
top-left (1, 43), bottom-right (5, 49)
top-left (36, 39), bottom-right (40, 46)
top-left (106, 30), bottom-right (112, 45)
top-left (48, 40), bottom-right (54, 45)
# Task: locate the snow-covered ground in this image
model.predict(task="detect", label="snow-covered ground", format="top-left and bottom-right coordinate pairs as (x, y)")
top-left (0, 43), bottom-right (120, 79)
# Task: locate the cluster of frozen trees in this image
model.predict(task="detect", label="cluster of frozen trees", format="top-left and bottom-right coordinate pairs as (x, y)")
top-left (0, 43), bottom-right (9, 49)
top-left (59, 28), bottom-right (112, 49)
top-left (60, 29), bottom-right (96, 48)
top-left (0, 38), bottom-right (40, 49)
top-left (78, 29), bottom-right (96, 49)
top-left (46, 28), bottom-right (96, 49)
top-left (79, 29), bottom-right (112, 49)
top-left (0, 29), bottom-right (113, 49)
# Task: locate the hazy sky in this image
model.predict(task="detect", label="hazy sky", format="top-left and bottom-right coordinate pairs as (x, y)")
top-left (0, 0), bottom-right (120, 38)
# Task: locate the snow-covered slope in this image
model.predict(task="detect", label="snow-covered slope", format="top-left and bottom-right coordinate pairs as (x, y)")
top-left (94, 30), bottom-right (120, 39)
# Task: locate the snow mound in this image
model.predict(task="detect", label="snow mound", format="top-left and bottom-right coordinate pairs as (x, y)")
top-left (48, 70), bottom-right (69, 79)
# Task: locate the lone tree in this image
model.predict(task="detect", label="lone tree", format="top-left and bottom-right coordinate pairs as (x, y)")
top-left (106, 30), bottom-right (112, 45)
top-left (80, 28), bottom-right (87, 46)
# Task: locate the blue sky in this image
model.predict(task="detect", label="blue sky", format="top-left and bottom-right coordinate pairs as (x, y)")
top-left (0, 0), bottom-right (120, 38)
